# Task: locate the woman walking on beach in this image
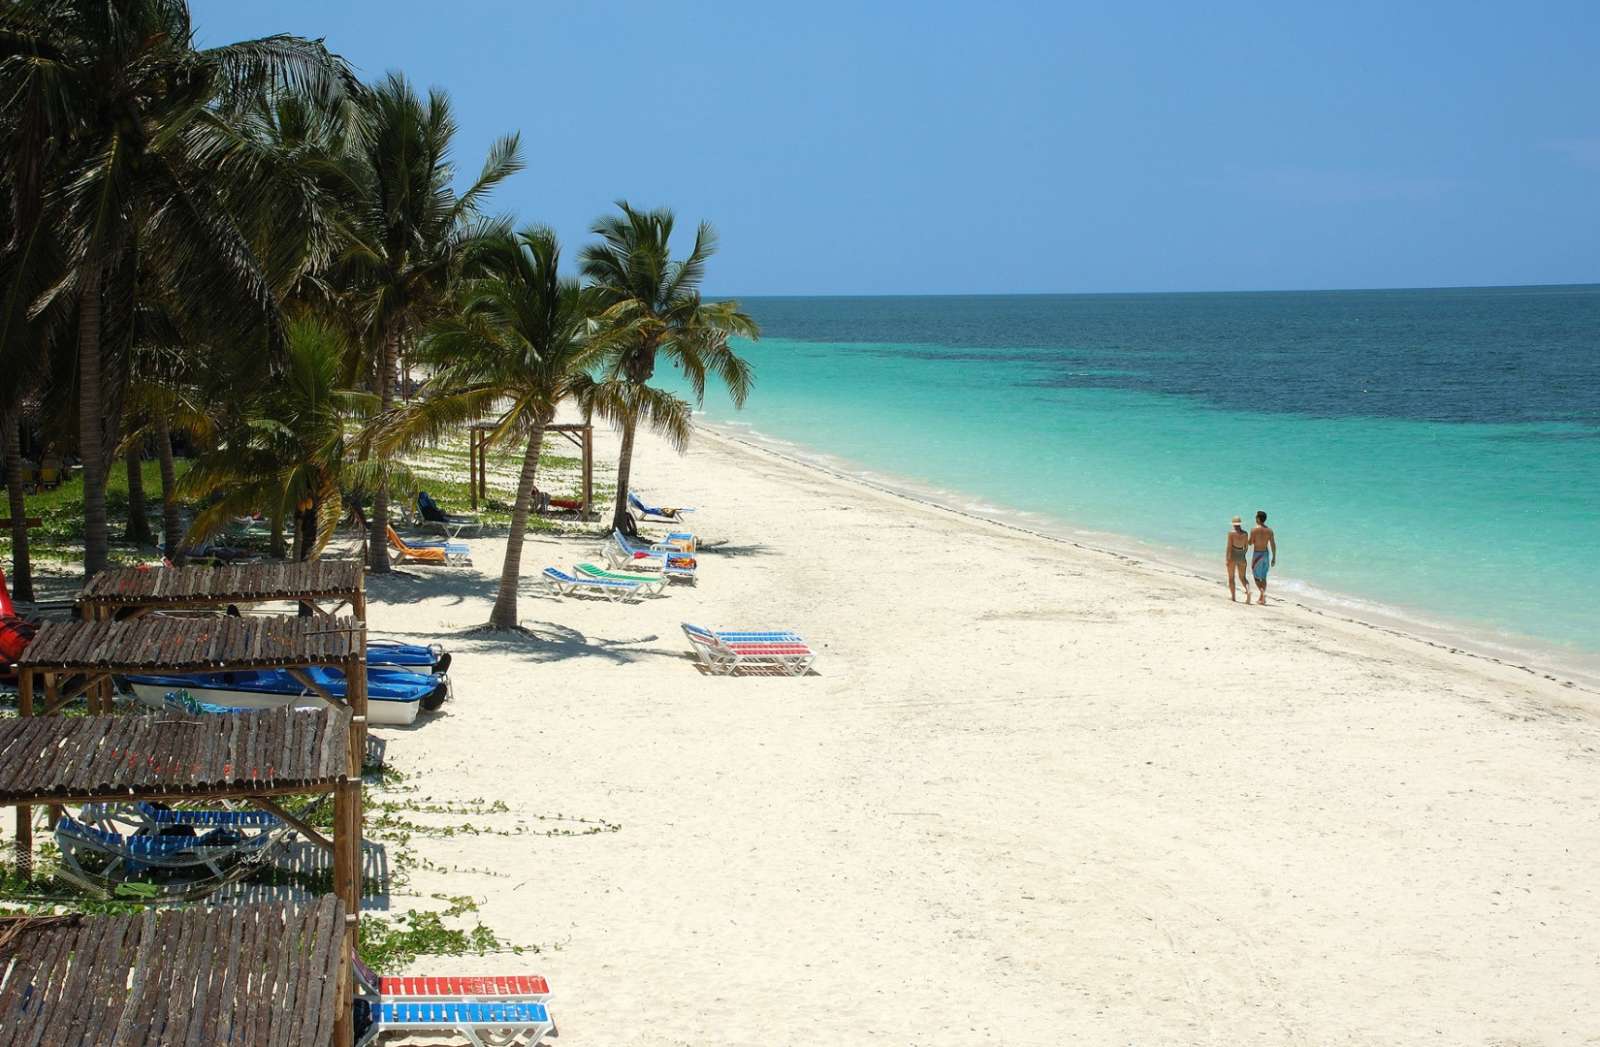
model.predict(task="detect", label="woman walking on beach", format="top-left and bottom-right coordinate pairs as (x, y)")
top-left (1225, 515), bottom-right (1251, 601)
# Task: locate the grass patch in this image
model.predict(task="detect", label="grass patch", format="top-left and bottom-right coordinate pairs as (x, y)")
top-left (359, 895), bottom-right (534, 973)
top-left (0, 758), bottom-right (601, 969)
top-left (1, 458), bottom-right (195, 565)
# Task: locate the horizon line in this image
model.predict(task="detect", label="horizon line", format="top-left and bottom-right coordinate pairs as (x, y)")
top-left (705, 280), bottom-right (1600, 300)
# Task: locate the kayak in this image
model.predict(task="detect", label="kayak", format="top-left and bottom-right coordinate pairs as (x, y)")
top-left (367, 639), bottom-right (452, 676)
top-left (119, 665), bottom-right (449, 726)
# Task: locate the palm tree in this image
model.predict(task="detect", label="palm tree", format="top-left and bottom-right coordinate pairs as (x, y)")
top-left (179, 317), bottom-right (378, 561)
top-left (387, 228), bottom-right (661, 629)
top-left (339, 72), bottom-right (522, 574)
top-left (579, 202), bottom-right (760, 532)
top-left (119, 367), bottom-right (217, 563)
top-left (0, 0), bottom-right (355, 576)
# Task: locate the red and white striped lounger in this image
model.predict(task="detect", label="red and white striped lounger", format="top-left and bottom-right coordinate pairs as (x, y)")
top-left (682, 622), bottom-right (816, 676)
top-left (355, 956), bottom-right (551, 1003)
top-left (380, 974), bottom-right (552, 1002)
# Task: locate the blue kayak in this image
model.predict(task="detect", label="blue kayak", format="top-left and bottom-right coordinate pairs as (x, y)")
top-left (120, 665), bottom-right (449, 725)
top-left (367, 640), bottom-right (451, 676)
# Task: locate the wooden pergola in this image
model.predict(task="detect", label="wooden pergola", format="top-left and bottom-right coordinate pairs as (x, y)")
top-left (77, 560), bottom-right (366, 621)
top-left (468, 421), bottom-right (594, 516)
top-left (0, 708), bottom-right (361, 1043)
top-left (0, 897), bottom-right (347, 1045)
top-left (11, 616), bottom-right (367, 890)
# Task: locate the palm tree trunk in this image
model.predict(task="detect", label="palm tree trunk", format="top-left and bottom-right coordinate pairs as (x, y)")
top-left (269, 505), bottom-right (287, 560)
top-left (490, 422), bottom-right (546, 630)
top-left (124, 446), bottom-right (153, 546)
top-left (367, 329), bottom-right (399, 574)
top-left (296, 500), bottom-right (318, 562)
top-left (610, 407), bottom-right (639, 534)
top-left (2, 408), bottom-right (34, 602)
top-left (78, 267), bottom-right (109, 577)
top-left (155, 411), bottom-right (182, 564)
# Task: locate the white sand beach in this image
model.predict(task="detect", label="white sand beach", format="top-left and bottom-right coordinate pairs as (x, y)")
top-left (367, 424), bottom-right (1600, 1046)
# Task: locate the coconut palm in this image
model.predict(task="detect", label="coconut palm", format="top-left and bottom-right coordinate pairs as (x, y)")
top-left (338, 72), bottom-right (523, 574)
top-left (179, 317), bottom-right (379, 561)
top-left (0, 0), bottom-right (355, 576)
top-left (388, 228), bottom-right (674, 629)
top-left (579, 202), bottom-right (760, 532)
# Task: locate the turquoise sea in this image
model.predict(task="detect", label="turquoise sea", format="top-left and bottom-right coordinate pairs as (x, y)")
top-left (678, 286), bottom-right (1600, 663)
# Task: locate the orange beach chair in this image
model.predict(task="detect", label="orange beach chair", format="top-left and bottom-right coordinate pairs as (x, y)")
top-left (386, 525), bottom-right (472, 566)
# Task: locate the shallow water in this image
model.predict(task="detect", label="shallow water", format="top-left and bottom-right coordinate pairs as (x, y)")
top-left (670, 286), bottom-right (1600, 656)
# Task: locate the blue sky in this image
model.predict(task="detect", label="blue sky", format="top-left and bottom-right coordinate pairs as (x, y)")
top-left (194, 1), bottom-right (1600, 296)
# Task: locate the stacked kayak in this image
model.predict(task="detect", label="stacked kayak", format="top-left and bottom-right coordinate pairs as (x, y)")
top-left (368, 639), bottom-right (451, 676)
top-left (120, 663), bottom-right (449, 726)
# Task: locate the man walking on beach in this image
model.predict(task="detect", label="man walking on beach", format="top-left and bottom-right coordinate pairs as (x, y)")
top-left (1249, 510), bottom-right (1276, 604)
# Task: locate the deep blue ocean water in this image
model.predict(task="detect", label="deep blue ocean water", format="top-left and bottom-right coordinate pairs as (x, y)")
top-left (677, 286), bottom-right (1600, 657)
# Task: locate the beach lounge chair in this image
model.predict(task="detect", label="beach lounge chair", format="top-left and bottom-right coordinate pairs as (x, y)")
top-left (602, 530), bottom-right (697, 581)
top-left (53, 812), bottom-right (283, 889)
top-left (629, 491), bottom-right (693, 523)
top-left (574, 562), bottom-right (666, 597)
top-left (79, 800), bottom-right (282, 837)
top-left (418, 490), bottom-right (482, 537)
top-left (388, 525), bottom-right (472, 566)
top-left (354, 956), bottom-right (552, 1004)
top-left (681, 623), bottom-right (816, 676)
top-left (659, 530), bottom-right (697, 553)
top-left (541, 566), bottom-right (643, 602)
top-left (533, 487), bottom-right (584, 513)
top-left (356, 999), bottom-right (555, 1047)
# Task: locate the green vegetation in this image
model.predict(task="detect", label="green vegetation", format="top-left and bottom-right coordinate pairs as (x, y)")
top-left (0, 459), bottom-right (190, 565)
top-left (0, 758), bottom-right (604, 967)
top-left (359, 896), bottom-right (533, 974)
top-left (0, 0), bottom-right (746, 982)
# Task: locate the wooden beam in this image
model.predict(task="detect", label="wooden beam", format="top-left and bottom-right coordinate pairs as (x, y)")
top-left (0, 780), bottom-right (339, 808)
top-left (284, 667), bottom-right (339, 707)
top-left (249, 796), bottom-right (333, 853)
top-left (332, 777), bottom-right (361, 983)
top-left (39, 672), bottom-right (107, 716)
top-left (0, 517), bottom-right (42, 529)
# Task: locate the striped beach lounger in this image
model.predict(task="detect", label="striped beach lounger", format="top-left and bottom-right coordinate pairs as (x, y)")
top-left (682, 623), bottom-right (816, 676)
top-left (575, 562), bottom-right (667, 596)
top-left (358, 1000), bottom-right (555, 1047)
top-left (604, 531), bottom-right (698, 580)
top-left (541, 566), bottom-right (643, 602)
top-left (377, 974), bottom-right (551, 1003)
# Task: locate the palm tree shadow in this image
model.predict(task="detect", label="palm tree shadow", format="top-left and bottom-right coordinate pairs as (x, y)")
top-left (444, 620), bottom-right (676, 666)
top-left (695, 542), bottom-right (773, 558)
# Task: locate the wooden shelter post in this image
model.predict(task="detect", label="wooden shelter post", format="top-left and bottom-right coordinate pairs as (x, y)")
top-left (583, 425), bottom-right (594, 517)
top-left (13, 669), bottom-right (32, 875)
top-left (469, 427), bottom-right (479, 511)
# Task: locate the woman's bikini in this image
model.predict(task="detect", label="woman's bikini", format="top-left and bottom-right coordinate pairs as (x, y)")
top-left (1229, 528), bottom-right (1249, 563)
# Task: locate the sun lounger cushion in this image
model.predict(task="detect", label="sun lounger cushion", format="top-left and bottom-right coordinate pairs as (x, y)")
top-left (379, 975), bottom-right (551, 1000)
top-left (373, 999), bottom-right (554, 1036)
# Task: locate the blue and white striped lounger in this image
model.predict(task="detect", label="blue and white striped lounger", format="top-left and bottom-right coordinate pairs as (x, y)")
top-left (79, 801), bottom-right (281, 833)
top-left (54, 815), bottom-right (280, 880)
top-left (603, 531), bottom-right (697, 581)
top-left (541, 566), bottom-right (643, 603)
top-left (359, 1000), bottom-right (556, 1047)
